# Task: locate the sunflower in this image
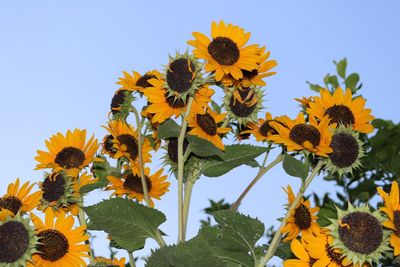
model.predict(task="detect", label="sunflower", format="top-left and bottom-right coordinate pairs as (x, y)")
top-left (29, 209), bottom-right (90, 267)
top-left (187, 107), bottom-right (230, 150)
top-left (295, 96), bottom-right (314, 111)
top-left (0, 178), bottom-right (41, 220)
top-left (283, 238), bottom-right (316, 267)
top-left (269, 113), bottom-right (333, 157)
top-left (109, 89), bottom-right (135, 119)
top-left (377, 181), bottom-right (400, 256)
top-left (241, 112), bottom-right (282, 142)
top-left (281, 185), bottom-right (320, 242)
top-left (306, 88), bottom-right (375, 134)
top-left (143, 76), bottom-right (214, 124)
top-left (35, 129), bottom-right (98, 178)
top-left (107, 167), bottom-right (170, 207)
top-left (116, 69), bottom-right (162, 93)
top-left (0, 213), bottom-right (37, 267)
top-left (188, 20), bottom-right (259, 81)
top-left (325, 125), bottom-right (364, 176)
top-left (103, 120), bottom-right (152, 174)
top-left (326, 203), bottom-right (390, 266)
top-left (91, 256), bottom-right (126, 267)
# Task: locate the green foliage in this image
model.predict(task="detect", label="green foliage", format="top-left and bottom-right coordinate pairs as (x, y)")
top-left (335, 57), bottom-right (347, 79)
top-left (282, 153), bottom-right (309, 180)
top-left (202, 144), bottom-right (268, 177)
top-left (200, 199), bottom-right (232, 227)
top-left (84, 198), bottom-right (166, 252)
top-left (345, 73), bottom-right (360, 93)
top-left (186, 134), bottom-right (224, 158)
top-left (80, 155), bottom-right (111, 194)
top-left (157, 119), bottom-right (181, 139)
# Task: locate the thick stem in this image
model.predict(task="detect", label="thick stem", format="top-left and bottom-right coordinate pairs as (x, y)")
top-left (231, 152), bottom-right (283, 211)
top-left (257, 160), bottom-right (324, 267)
top-left (78, 209), bottom-right (95, 263)
top-left (128, 252), bottom-right (136, 267)
top-left (182, 171), bottom-right (198, 240)
top-left (178, 97), bottom-right (194, 243)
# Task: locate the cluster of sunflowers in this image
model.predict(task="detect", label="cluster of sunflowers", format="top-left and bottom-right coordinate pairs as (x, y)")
top-left (0, 20), bottom-right (396, 267)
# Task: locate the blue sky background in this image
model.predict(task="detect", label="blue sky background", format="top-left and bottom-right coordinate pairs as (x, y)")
top-left (1, 1), bottom-right (399, 266)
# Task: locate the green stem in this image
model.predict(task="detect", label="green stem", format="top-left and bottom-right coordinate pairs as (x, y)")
top-left (231, 152), bottom-right (283, 211)
top-left (78, 209), bottom-right (95, 263)
top-left (257, 160), bottom-right (324, 267)
top-left (178, 97), bottom-right (194, 243)
top-left (128, 252), bottom-right (136, 267)
top-left (182, 171), bottom-right (198, 240)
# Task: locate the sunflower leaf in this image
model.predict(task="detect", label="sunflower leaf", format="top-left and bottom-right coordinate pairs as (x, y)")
top-left (186, 134), bottom-right (224, 158)
top-left (202, 144), bottom-right (268, 177)
top-left (335, 58), bottom-right (347, 79)
top-left (345, 73), bottom-right (360, 93)
top-left (84, 198), bottom-right (166, 252)
top-left (282, 153), bottom-right (309, 180)
top-left (157, 119), bottom-right (181, 139)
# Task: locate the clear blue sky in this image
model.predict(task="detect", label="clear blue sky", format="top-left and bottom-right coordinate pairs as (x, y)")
top-left (1, 1), bottom-right (399, 266)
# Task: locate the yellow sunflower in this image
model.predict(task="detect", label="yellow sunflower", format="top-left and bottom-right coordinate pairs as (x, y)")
top-left (269, 113), bottom-right (333, 157)
top-left (143, 76), bottom-right (214, 124)
top-left (377, 181), bottom-right (400, 256)
top-left (295, 96), bottom-right (314, 110)
top-left (241, 112), bottom-right (281, 142)
top-left (188, 20), bottom-right (259, 81)
top-left (281, 185), bottom-right (320, 242)
top-left (29, 209), bottom-right (89, 267)
top-left (35, 129), bottom-right (98, 177)
top-left (187, 108), bottom-right (231, 150)
top-left (116, 69), bottom-right (162, 93)
top-left (107, 167), bottom-right (170, 207)
top-left (307, 88), bottom-right (375, 133)
top-left (0, 178), bottom-right (41, 220)
top-left (283, 238), bottom-right (316, 267)
top-left (92, 256), bottom-right (126, 267)
top-left (103, 120), bottom-right (152, 174)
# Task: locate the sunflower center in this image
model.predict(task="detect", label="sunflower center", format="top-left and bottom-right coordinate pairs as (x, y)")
top-left (166, 58), bottom-right (195, 93)
top-left (289, 124), bottom-right (321, 148)
top-left (238, 125), bottom-right (251, 140)
top-left (393, 210), bottom-right (400, 233)
top-left (242, 69), bottom-right (258, 79)
top-left (294, 204), bottom-right (312, 230)
top-left (259, 121), bottom-right (276, 137)
top-left (103, 135), bottom-right (117, 156)
top-left (54, 146), bottom-right (85, 170)
top-left (308, 258), bottom-right (317, 267)
top-left (0, 221), bottom-right (29, 263)
top-left (325, 104), bottom-right (355, 126)
top-left (338, 211), bottom-right (383, 254)
top-left (329, 133), bottom-right (359, 168)
top-left (167, 137), bottom-right (189, 163)
top-left (37, 229), bottom-right (69, 262)
top-left (136, 74), bottom-right (157, 88)
top-left (42, 173), bottom-right (66, 202)
top-left (325, 244), bottom-right (345, 266)
top-left (196, 113), bottom-right (217, 136)
top-left (0, 196), bottom-right (22, 215)
top-left (123, 174), bottom-right (152, 194)
top-left (110, 90), bottom-right (127, 115)
top-left (208, 36), bottom-right (240, 66)
top-left (165, 93), bottom-right (188, 108)
top-left (229, 88), bottom-right (257, 117)
top-left (116, 134), bottom-right (139, 161)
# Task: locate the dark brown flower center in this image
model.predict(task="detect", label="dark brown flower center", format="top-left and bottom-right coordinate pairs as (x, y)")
top-left (197, 113), bottom-right (217, 136)
top-left (242, 69), bottom-right (258, 79)
top-left (110, 90), bottom-right (127, 115)
top-left (325, 104), bottom-right (355, 127)
top-left (116, 134), bottom-right (139, 161)
top-left (229, 88), bottom-right (257, 117)
top-left (103, 135), bottom-right (117, 156)
top-left (167, 138), bottom-right (189, 163)
top-left (0, 221), bottom-right (29, 263)
top-left (338, 211), bottom-right (383, 254)
top-left (123, 174), bottom-right (152, 194)
top-left (294, 204), bottom-right (312, 230)
top-left (165, 93), bottom-right (188, 108)
top-left (308, 258), bottom-right (317, 267)
top-left (136, 74), bottom-right (157, 88)
top-left (42, 173), bottom-right (66, 203)
top-left (37, 229), bottom-right (69, 262)
top-left (208, 36), bottom-right (240, 66)
top-left (325, 244), bottom-right (345, 266)
top-left (238, 125), bottom-right (251, 140)
top-left (329, 133), bottom-right (359, 168)
top-left (166, 58), bottom-right (195, 93)
top-left (54, 147), bottom-right (85, 169)
top-left (394, 210), bottom-right (400, 234)
top-left (259, 121), bottom-right (276, 137)
top-left (289, 124), bottom-right (321, 147)
top-left (0, 196), bottom-right (22, 215)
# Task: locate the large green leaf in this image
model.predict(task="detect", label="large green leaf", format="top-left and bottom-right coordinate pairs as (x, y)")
top-left (202, 144), bottom-right (268, 177)
top-left (186, 134), bottom-right (224, 158)
top-left (282, 153), bottom-right (309, 180)
top-left (157, 119), bottom-right (180, 139)
top-left (84, 198), bottom-right (166, 252)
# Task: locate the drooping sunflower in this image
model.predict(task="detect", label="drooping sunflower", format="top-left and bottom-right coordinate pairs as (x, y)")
top-left (326, 203), bottom-right (390, 266)
top-left (116, 69), bottom-right (162, 93)
top-left (0, 213), bottom-right (37, 267)
top-left (325, 125), bottom-right (364, 176)
top-left (188, 20), bottom-right (259, 81)
top-left (187, 108), bottom-right (231, 150)
top-left (107, 167), bottom-right (170, 207)
top-left (307, 87), bottom-right (375, 133)
top-left (109, 89), bottom-right (135, 119)
top-left (29, 209), bottom-right (90, 267)
top-left (281, 185), bottom-right (320, 242)
top-left (90, 256), bottom-right (126, 267)
top-left (241, 112), bottom-right (281, 142)
top-left (283, 238), bottom-right (316, 267)
top-left (377, 181), bottom-right (400, 256)
top-left (103, 120), bottom-right (152, 174)
top-left (269, 113), bottom-right (333, 157)
top-left (0, 178), bottom-right (41, 220)
top-left (35, 129), bottom-right (98, 178)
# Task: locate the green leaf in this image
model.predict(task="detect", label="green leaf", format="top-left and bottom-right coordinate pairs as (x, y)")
top-left (79, 180), bottom-right (108, 194)
top-left (306, 81), bottom-right (322, 92)
top-left (274, 242), bottom-right (292, 260)
top-left (282, 153), bottom-right (309, 180)
top-left (84, 198), bottom-right (166, 252)
top-left (245, 159), bottom-right (260, 168)
top-left (186, 134), bottom-right (224, 158)
top-left (202, 144), bottom-right (268, 177)
top-left (157, 119), bottom-right (181, 139)
top-left (327, 75), bottom-right (339, 88)
top-left (336, 58), bottom-right (347, 79)
top-left (211, 100), bottom-right (222, 113)
top-left (345, 73), bottom-right (360, 93)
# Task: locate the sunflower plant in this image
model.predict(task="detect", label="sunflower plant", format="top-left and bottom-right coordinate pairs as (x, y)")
top-left (1, 21), bottom-right (399, 267)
